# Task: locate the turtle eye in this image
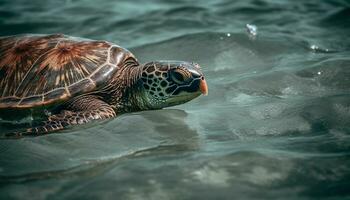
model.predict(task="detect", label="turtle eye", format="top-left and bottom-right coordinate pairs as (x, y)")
top-left (171, 70), bottom-right (188, 84)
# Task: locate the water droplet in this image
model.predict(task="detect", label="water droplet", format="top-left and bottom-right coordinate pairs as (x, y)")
top-left (246, 24), bottom-right (257, 36)
top-left (310, 45), bottom-right (318, 50)
top-left (310, 44), bottom-right (331, 53)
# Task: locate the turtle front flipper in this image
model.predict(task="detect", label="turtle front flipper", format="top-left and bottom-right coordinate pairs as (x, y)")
top-left (4, 95), bottom-right (116, 138)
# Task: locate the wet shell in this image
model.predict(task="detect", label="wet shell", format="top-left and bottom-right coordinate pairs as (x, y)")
top-left (0, 34), bottom-right (135, 108)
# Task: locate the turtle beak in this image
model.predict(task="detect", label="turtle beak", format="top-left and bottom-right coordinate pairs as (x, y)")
top-left (199, 78), bottom-right (208, 96)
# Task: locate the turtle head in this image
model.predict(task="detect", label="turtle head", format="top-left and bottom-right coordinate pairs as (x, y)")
top-left (138, 61), bottom-right (208, 109)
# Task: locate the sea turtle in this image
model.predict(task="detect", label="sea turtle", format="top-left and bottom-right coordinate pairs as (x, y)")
top-left (0, 34), bottom-right (208, 137)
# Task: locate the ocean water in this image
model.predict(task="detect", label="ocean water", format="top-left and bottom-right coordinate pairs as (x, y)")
top-left (1, 0), bottom-right (350, 199)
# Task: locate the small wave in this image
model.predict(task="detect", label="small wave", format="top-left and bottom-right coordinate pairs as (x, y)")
top-left (320, 7), bottom-right (350, 28)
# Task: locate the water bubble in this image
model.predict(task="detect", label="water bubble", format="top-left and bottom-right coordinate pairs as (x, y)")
top-left (226, 33), bottom-right (231, 37)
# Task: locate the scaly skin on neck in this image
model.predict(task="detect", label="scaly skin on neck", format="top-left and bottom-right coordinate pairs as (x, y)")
top-left (102, 60), bottom-right (148, 113)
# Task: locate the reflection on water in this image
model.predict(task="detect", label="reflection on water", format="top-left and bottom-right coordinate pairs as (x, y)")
top-left (1, 0), bottom-right (350, 199)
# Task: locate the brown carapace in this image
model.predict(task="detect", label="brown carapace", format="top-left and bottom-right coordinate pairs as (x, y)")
top-left (0, 34), bottom-right (208, 138)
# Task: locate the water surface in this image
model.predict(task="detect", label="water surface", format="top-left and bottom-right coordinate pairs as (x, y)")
top-left (0, 0), bottom-right (350, 199)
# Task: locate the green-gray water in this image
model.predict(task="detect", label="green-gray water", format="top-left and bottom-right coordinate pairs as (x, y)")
top-left (1, 0), bottom-right (350, 199)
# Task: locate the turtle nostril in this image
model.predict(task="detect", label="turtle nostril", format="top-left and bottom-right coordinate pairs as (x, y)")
top-left (201, 76), bottom-right (204, 80)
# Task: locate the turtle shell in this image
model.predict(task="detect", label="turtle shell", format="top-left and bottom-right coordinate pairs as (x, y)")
top-left (0, 34), bottom-right (135, 109)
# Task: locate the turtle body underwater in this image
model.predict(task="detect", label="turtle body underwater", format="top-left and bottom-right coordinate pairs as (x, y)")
top-left (0, 34), bottom-right (208, 137)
